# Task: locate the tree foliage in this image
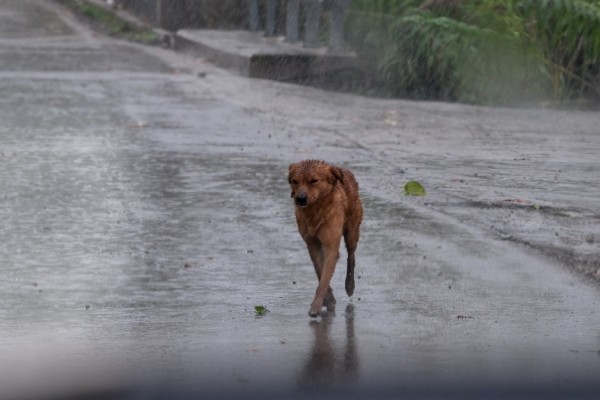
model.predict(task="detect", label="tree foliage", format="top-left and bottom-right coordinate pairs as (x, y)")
top-left (516, 0), bottom-right (600, 101)
top-left (347, 0), bottom-right (600, 106)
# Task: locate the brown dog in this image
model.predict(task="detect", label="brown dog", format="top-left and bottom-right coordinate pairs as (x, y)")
top-left (288, 160), bottom-right (363, 317)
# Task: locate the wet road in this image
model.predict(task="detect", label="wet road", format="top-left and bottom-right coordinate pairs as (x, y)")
top-left (1, 1), bottom-right (600, 399)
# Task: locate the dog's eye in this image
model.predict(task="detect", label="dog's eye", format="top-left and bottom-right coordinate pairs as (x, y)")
top-left (309, 179), bottom-right (318, 185)
top-left (291, 179), bottom-right (298, 185)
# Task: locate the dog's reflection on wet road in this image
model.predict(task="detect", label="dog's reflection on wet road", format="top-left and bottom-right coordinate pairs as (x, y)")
top-left (298, 304), bottom-right (359, 391)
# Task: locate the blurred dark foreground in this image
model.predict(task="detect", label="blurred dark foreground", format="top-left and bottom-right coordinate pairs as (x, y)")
top-left (13, 366), bottom-right (600, 400)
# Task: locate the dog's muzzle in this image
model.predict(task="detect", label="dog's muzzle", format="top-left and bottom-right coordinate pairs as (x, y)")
top-left (295, 193), bottom-right (308, 207)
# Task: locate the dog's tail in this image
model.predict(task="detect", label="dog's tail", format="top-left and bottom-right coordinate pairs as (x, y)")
top-left (345, 254), bottom-right (355, 297)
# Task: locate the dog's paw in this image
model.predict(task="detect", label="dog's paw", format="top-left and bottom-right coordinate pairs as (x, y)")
top-left (308, 301), bottom-right (322, 318)
top-left (308, 308), bottom-right (320, 318)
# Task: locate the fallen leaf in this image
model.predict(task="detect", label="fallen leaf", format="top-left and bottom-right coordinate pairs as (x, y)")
top-left (404, 181), bottom-right (426, 196)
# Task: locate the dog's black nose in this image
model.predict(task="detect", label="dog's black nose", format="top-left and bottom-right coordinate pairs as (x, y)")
top-left (295, 193), bottom-right (307, 206)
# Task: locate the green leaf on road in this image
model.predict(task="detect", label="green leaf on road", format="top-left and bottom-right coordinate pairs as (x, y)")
top-left (254, 305), bottom-right (269, 316)
top-left (404, 180), bottom-right (426, 196)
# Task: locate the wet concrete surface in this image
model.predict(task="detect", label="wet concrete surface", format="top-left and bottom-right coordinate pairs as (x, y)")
top-left (1, 1), bottom-right (600, 399)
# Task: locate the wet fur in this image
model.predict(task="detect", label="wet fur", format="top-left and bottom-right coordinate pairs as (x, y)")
top-left (288, 160), bottom-right (363, 317)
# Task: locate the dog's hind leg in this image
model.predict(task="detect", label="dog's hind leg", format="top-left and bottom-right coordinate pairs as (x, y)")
top-left (323, 287), bottom-right (336, 312)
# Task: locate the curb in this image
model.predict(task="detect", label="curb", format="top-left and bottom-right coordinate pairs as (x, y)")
top-left (175, 29), bottom-right (363, 82)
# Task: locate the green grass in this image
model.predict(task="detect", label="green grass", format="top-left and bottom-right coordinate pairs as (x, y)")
top-left (59, 0), bottom-right (159, 44)
top-left (254, 305), bottom-right (269, 316)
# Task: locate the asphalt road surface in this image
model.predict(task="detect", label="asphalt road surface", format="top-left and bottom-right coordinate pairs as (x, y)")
top-left (1, 1), bottom-right (599, 399)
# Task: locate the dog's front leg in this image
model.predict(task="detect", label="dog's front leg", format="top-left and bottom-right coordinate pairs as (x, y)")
top-left (309, 228), bottom-right (342, 317)
top-left (306, 238), bottom-right (337, 313)
top-left (305, 238), bottom-right (324, 279)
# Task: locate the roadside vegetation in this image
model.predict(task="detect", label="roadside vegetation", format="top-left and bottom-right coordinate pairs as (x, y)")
top-left (58, 0), bottom-right (159, 44)
top-left (347, 0), bottom-right (600, 107)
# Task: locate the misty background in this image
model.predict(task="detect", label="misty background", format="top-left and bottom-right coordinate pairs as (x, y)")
top-left (97, 0), bottom-right (600, 107)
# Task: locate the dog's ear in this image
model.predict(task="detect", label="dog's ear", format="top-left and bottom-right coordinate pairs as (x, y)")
top-left (288, 163), bottom-right (296, 184)
top-left (288, 164), bottom-right (296, 197)
top-left (329, 166), bottom-right (344, 185)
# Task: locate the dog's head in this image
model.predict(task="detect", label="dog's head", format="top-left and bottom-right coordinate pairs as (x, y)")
top-left (288, 160), bottom-right (344, 208)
